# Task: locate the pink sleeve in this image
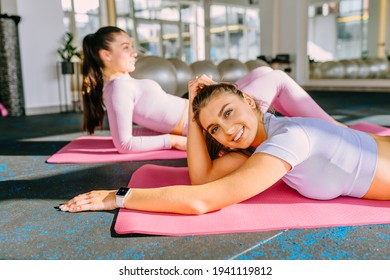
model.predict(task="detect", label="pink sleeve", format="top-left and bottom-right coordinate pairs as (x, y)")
top-left (104, 80), bottom-right (172, 153)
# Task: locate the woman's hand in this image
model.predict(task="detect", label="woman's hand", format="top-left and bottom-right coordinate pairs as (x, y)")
top-left (170, 134), bottom-right (187, 151)
top-left (188, 74), bottom-right (216, 104)
top-left (59, 190), bottom-right (117, 212)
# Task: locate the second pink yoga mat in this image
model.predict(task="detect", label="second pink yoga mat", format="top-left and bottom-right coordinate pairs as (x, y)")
top-left (46, 122), bottom-right (389, 164)
top-left (46, 127), bottom-right (187, 163)
top-left (114, 164), bottom-right (390, 236)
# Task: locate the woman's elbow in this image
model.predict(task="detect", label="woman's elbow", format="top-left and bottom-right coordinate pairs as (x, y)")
top-left (116, 145), bottom-right (133, 154)
top-left (189, 176), bottom-right (207, 185)
top-left (114, 140), bottom-right (138, 153)
top-left (189, 172), bottom-right (215, 185)
top-left (186, 199), bottom-right (218, 215)
top-left (111, 138), bottom-right (131, 153)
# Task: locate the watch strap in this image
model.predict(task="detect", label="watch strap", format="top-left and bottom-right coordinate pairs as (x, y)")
top-left (116, 187), bottom-right (132, 208)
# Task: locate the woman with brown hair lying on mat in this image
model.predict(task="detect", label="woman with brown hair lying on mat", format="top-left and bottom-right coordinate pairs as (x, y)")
top-left (81, 26), bottom-right (343, 153)
top-left (60, 75), bottom-right (390, 214)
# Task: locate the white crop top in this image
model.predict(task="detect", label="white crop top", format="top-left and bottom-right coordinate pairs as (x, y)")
top-left (255, 113), bottom-right (378, 199)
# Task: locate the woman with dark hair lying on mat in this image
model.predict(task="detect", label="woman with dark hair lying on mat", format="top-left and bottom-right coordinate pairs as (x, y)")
top-left (81, 26), bottom-right (343, 153)
top-left (60, 76), bottom-right (390, 213)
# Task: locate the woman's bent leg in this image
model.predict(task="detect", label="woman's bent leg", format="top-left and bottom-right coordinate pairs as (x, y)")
top-left (238, 69), bottom-right (335, 122)
top-left (235, 66), bottom-right (273, 88)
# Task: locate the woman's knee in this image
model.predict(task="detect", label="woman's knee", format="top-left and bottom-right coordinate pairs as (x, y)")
top-left (249, 66), bottom-right (273, 77)
top-left (236, 66), bottom-right (273, 88)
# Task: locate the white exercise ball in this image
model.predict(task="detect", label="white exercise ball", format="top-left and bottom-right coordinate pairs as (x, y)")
top-left (365, 58), bottom-right (381, 78)
top-left (310, 62), bottom-right (323, 79)
top-left (245, 59), bottom-right (270, 71)
top-left (190, 60), bottom-right (221, 81)
top-left (168, 58), bottom-right (194, 96)
top-left (131, 56), bottom-right (177, 95)
top-left (217, 59), bottom-right (249, 82)
top-left (340, 60), bottom-right (359, 79)
top-left (352, 59), bottom-right (370, 79)
top-left (373, 58), bottom-right (389, 78)
top-left (319, 61), bottom-right (345, 79)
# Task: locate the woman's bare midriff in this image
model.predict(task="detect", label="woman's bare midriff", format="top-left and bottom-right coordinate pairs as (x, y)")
top-left (170, 100), bottom-right (189, 136)
top-left (363, 134), bottom-right (390, 200)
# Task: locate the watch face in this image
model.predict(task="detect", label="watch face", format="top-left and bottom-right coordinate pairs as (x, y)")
top-left (116, 187), bottom-right (129, 196)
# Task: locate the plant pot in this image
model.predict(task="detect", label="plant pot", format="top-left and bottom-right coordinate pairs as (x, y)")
top-left (61, 61), bottom-right (74, 75)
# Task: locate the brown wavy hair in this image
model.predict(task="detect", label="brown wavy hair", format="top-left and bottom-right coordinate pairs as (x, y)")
top-left (192, 83), bottom-right (264, 159)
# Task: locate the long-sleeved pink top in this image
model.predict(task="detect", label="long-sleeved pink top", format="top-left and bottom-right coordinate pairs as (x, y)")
top-left (103, 73), bottom-right (187, 153)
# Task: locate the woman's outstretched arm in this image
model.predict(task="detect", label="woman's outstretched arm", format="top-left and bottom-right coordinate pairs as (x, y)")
top-left (186, 75), bottom-right (248, 185)
top-left (60, 152), bottom-right (290, 214)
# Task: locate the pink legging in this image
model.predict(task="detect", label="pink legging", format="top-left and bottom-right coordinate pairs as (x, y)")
top-left (235, 66), bottom-right (334, 122)
top-left (0, 103), bottom-right (8, 117)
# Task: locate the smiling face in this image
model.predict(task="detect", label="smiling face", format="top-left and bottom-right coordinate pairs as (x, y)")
top-left (198, 90), bottom-right (262, 150)
top-left (100, 32), bottom-right (137, 75)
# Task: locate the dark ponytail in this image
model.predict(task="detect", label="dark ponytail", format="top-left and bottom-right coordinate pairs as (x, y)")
top-left (81, 26), bottom-right (126, 134)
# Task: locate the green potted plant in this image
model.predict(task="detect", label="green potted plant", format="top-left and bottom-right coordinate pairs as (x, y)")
top-left (57, 32), bottom-right (82, 75)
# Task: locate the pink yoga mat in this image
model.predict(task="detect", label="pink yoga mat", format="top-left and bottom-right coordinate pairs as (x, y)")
top-left (114, 164), bottom-right (390, 236)
top-left (46, 122), bottom-right (389, 164)
top-left (46, 127), bottom-right (186, 163)
top-left (350, 122), bottom-right (390, 136)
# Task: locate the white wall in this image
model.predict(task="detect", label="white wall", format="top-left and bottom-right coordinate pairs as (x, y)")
top-left (259, 0), bottom-right (309, 82)
top-left (367, 0), bottom-right (380, 58)
top-left (258, 0), bottom-right (276, 58)
top-left (2, 0), bottom-right (67, 115)
top-left (1, 0), bottom-right (17, 14)
top-left (308, 14), bottom-right (337, 60)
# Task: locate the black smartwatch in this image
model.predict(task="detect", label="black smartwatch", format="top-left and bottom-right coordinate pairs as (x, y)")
top-left (116, 187), bottom-right (132, 208)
